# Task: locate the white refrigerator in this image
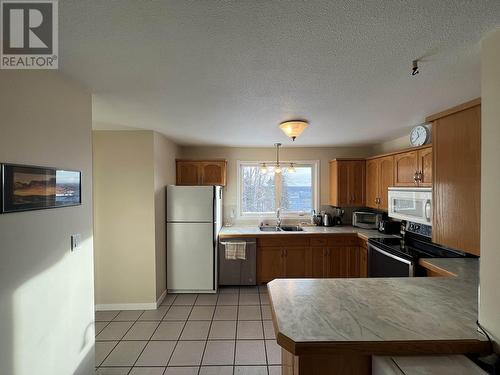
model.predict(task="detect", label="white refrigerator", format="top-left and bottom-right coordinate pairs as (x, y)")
top-left (166, 185), bottom-right (222, 293)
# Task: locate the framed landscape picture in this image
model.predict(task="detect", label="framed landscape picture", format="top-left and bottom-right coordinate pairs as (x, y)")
top-left (1, 164), bottom-right (81, 213)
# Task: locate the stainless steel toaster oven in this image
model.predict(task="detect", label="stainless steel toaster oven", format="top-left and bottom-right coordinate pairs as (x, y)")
top-left (352, 211), bottom-right (382, 229)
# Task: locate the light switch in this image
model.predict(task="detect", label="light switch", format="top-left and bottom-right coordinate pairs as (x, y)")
top-left (71, 234), bottom-right (81, 251)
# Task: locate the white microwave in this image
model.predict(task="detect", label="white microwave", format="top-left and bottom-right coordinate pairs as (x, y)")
top-left (388, 187), bottom-right (432, 226)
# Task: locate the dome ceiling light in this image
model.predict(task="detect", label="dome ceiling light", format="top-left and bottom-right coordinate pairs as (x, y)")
top-left (279, 120), bottom-right (309, 141)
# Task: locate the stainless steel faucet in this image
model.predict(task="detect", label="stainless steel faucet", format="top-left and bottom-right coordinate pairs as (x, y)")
top-left (276, 207), bottom-right (282, 227)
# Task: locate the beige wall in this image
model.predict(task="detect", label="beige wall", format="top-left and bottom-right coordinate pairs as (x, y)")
top-left (153, 133), bottom-right (179, 299)
top-left (0, 72), bottom-right (94, 375)
top-left (180, 145), bottom-right (374, 222)
top-left (93, 131), bottom-right (157, 307)
top-left (479, 27), bottom-right (500, 349)
top-left (371, 134), bottom-right (411, 155)
top-left (93, 130), bottom-right (178, 307)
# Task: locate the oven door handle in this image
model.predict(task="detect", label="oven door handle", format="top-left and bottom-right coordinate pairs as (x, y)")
top-left (369, 244), bottom-right (415, 277)
top-left (370, 245), bottom-right (413, 265)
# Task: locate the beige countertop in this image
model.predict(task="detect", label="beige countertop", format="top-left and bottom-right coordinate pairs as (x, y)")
top-left (219, 224), bottom-right (398, 240)
top-left (267, 257), bottom-right (486, 355)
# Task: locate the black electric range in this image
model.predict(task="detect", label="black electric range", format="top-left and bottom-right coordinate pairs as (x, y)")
top-left (367, 222), bottom-right (475, 277)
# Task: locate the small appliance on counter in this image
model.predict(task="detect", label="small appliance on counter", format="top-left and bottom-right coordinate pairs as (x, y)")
top-left (323, 213), bottom-right (333, 227)
top-left (378, 219), bottom-right (400, 234)
top-left (332, 207), bottom-right (344, 226)
top-left (352, 211), bottom-right (382, 229)
top-left (311, 210), bottom-right (323, 226)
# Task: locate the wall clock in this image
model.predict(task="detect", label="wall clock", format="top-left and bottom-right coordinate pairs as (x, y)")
top-left (409, 125), bottom-right (430, 147)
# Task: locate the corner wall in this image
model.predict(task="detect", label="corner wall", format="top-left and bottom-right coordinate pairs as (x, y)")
top-left (93, 130), bottom-right (178, 308)
top-left (0, 71), bottom-right (94, 375)
top-left (93, 131), bottom-right (156, 308)
top-left (153, 133), bottom-right (179, 300)
top-left (479, 27), bottom-right (500, 349)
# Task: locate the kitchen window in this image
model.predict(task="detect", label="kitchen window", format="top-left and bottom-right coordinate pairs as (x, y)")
top-left (237, 161), bottom-right (319, 217)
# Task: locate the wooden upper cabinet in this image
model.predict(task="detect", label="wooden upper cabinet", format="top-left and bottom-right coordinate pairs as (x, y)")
top-left (176, 161), bottom-right (200, 185)
top-left (200, 161), bottom-right (227, 186)
top-left (176, 160), bottom-right (227, 186)
top-left (378, 156), bottom-right (394, 210)
top-left (430, 100), bottom-right (481, 255)
top-left (329, 160), bottom-right (365, 207)
top-left (394, 151), bottom-right (419, 186)
top-left (365, 156), bottom-right (394, 210)
top-left (392, 147), bottom-right (432, 187)
top-left (365, 159), bottom-right (379, 209)
top-left (349, 161), bottom-right (366, 206)
top-left (417, 147), bottom-right (433, 187)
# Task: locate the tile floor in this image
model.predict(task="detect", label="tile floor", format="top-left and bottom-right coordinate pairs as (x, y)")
top-left (95, 285), bottom-right (281, 375)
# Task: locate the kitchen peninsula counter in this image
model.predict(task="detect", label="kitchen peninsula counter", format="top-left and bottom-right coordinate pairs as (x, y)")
top-left (267, 257), bottom-right (485, 374)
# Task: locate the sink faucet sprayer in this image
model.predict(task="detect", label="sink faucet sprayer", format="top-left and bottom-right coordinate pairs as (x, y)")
top-left (276, 207), bottom-right (282, 227)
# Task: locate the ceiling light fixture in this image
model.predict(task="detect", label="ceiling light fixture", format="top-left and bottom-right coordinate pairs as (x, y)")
top-left (259, 143), bottom-right (297, 175)
top-left (260, 163), bottom-right (268, 174)
top-left (274, 142), bottom-right (282, 174)
top-left (279, 120), bottom-right (309, 141)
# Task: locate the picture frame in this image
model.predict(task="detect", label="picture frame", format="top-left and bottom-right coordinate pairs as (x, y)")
top-left (1, 163), bottom-right (81, 213)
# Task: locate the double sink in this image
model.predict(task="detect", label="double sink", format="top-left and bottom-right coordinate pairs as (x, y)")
top-left (259, 225), bottom-right (303, 232)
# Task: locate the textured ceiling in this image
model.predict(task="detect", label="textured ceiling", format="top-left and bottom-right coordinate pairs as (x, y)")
top-left (59, 1), bottom-right (500, 146)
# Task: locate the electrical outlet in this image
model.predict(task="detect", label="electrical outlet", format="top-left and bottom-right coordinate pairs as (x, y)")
top-left (71, 234), bottom-right (81, 252)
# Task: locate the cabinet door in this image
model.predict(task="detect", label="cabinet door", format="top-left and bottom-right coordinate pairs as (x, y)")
top-left (378, 156), bottom-right (394, 210)
top-left (326, 247), bottom-right (349, 278)
top-left (347, 246), bottom-right (361, 277)
top-left (394, 151), bottom-right (418, 186)
top-left (349, 161), bottom-right (366, 206)
top-left (257, 247), bottom-right (283, 283)
top-left (433, 105), bottom-right (481, 255)
top-left (310, 247), bottom-right (327, 278)
top-left (365, 159), bottom-right (379, 209)
top-left (336, 161), bottom-right (350, 206)
top-left (200, 161), bottom-right (226, 186)
top-left (359, 245), bottom-right (368, 278)
top-left (283, 247), bottom-right (308, 278)
top-left (176, 161), bottom-right (200, 185)
top-left (417, 147), bottom-right (432, 187)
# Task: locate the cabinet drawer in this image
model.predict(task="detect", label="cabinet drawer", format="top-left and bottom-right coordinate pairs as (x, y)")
top-left (327, 235), bottom-right (359, 247)
top-left (258, 237), bottom-right (310, 247)
top-left (310, 238), bottom-right (328, 247)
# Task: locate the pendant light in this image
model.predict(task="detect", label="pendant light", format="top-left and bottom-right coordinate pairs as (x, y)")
top-left (259, 143), bottom-right (297, 174)
top-left (274, 143), bottom-right (282, 174)
top-left (260, 163), bottom-right (268, 174)
top-left (279, 120), bottom-right (309, 141)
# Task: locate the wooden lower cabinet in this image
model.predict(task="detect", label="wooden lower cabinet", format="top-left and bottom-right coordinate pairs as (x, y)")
top-left (359, 240), bottom-right (368, 277)
top-left (311, 247), bottom-right (328, 278)
top-left (257, 235), bottom-right (364, 283)
top-left (284, 247), bottom-right (309, 278)
top-left (326, 246), bottom-right (360, 278)
top-left (257, 246), bottom-right (283, 283)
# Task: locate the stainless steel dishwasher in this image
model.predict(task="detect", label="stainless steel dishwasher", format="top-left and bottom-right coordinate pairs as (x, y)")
top-left (218, 238), bottom-right (257, 286)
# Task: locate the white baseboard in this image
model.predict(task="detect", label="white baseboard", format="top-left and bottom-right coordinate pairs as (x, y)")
top-left (155, 289), bottom-right (167, 308)
top-left (95, 289), bottom-right (168, 311)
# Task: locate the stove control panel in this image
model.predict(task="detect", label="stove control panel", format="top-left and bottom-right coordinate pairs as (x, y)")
top-left (406, 221), bottom-right (432, 237)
